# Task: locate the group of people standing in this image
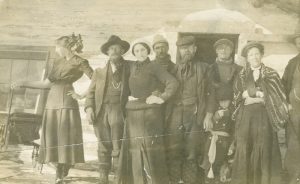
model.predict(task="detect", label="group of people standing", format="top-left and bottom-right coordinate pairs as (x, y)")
top-left (12, 32), bottom-right (300, 184)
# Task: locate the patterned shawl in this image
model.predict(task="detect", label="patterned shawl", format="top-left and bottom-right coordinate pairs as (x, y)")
top-left (232, 63), bottom-right (289, 131)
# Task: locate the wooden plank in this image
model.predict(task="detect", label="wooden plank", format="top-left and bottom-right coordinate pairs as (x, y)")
top-left (0, 45), bottom-right (56, 59)
top-left (0, 50), bottom-right (48, 60)
top-left (0, 59), bottom-right (12, 83)
top-left (0, 45), bottom-right (53, 52)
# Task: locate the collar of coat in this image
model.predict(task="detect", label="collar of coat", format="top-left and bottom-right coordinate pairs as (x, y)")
top-left (210, 59), bottom-right (238, 86)
top-left (134, 57), bottom-right (151, 67)
top-left (154, 54), bottom-right (172, 64)
top-left (240, 63), bottom-right (277, 81)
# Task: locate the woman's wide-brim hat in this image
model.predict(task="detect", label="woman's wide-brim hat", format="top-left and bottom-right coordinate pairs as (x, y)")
top-left (241, 42), bottom-right (264, 57)
top-left (101, 35), bottom-right (130, 55)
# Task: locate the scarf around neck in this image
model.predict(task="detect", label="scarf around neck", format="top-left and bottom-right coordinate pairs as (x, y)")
top-left (134, 57), bottom-right (150, 75)
top-left (235, 63), bottom-right (289, 131)
top-left (155, 54), bottom-right (172, 65)
top-left (177, 57), bottom-right (194, 79)
top-left (109, 57), bottom-right (124, 83)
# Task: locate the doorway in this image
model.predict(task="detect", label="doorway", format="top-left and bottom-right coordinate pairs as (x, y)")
top-left (177, 33), bottom-right (240, 65)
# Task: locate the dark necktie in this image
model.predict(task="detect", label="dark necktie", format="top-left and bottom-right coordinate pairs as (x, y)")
top-left (112, 61), bottom-right (123, 83)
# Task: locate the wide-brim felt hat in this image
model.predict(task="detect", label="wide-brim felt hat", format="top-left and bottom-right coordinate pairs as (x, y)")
top-left (214, 38), bottom-right (234, 50)
top-left (241, 42), bottom-right (264, 57)
top-left (101, 35), bottom-right (130, 55)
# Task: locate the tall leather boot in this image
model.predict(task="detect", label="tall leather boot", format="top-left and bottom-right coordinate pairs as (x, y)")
top-left (182, 160), bottom-right (201, 184)
top-left (99, 167), bottom-right (109, 184)
top-left (98, 152), bottom-right (111, 184)
top-left (55, 164), bottom-right (64, 184)
top-left (112, 156), bottom-right (119, 173)
top-left (168, 161), bottom-right (182, 184)
top-left (63, 164), bottom-right (71, 178)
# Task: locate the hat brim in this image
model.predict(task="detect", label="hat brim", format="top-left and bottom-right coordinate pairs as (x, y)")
top-left (241, 42), bottom-right (264, 58)
top-left (176, 36), bottom-right (196, 46)
top-left (214, 40), bottom-right (234, 50)
top-left (152, 41), bottom-right (168, 48)
top-left (101, 40), bottom-right (130, 55)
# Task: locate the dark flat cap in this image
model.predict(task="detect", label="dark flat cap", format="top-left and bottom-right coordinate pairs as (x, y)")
top-left (101, 35), bottom-right (130, 55)
top-left (241, 42), bottom-right (264, 57)
top-left (214, 38), bottom-right (234, 50)
top-left (176, 36), bottom-right (195, 46)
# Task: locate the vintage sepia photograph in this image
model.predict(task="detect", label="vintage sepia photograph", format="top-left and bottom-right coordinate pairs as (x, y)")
top-left (0, 0), bottom-right (300, 183)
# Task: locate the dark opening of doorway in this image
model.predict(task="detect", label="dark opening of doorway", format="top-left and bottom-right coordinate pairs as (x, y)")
top-left (177, 33), bottom-right (240, 65)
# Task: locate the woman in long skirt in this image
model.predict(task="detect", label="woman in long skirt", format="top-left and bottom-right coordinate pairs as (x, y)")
top-left (13, 34), bottom-right (93, 184)
top-left (231, 42), bottom-right (289, 184)
top-left (117, 42), bottom-right (178, 184)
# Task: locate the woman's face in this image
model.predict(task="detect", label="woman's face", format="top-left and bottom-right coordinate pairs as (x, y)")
top-left (133, 44), bottom-right (149, 62)
top-left (247, 47), bottom-right (263, 68)
top-left (295, 37), bottom-right (300, 52)
top-left (55, 44), bottom-right (68, 57)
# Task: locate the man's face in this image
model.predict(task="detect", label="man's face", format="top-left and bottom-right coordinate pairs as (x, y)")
top-left (178, 44), bottom-right (197, 63)
top-left (107, 44), bottom-right (124, 60)
top-left (216, 44), bottom-right (233, 61)
top-left (153, 43), bottom-right (169, 59)
top-left (295, 37), bottom-right (300, 52)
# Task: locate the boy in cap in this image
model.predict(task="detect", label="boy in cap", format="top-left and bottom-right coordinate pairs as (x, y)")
top-left (165, 35), bottom-right (209, 184)
top-left (201, 84), bottom-right (234, 183)
top-left (85, 35), bottom-right (131, 184)
top-left (204, 38), bottom-right (242, 131)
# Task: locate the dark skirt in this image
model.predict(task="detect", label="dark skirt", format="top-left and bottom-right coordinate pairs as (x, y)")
top-left (117, 107), bottom-right (169, 184)
top-left (285, 89), bottom-right (300, 183)
top-left (231, 103), bottom-right (282, 184)
top-left (38, 109), bottom-right (85, 164)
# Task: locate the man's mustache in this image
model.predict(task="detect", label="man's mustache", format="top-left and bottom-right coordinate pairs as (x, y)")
top-left (182, 53), bottom-right (193, 59)
top-left (157, 53), bottom-right (167, 57)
